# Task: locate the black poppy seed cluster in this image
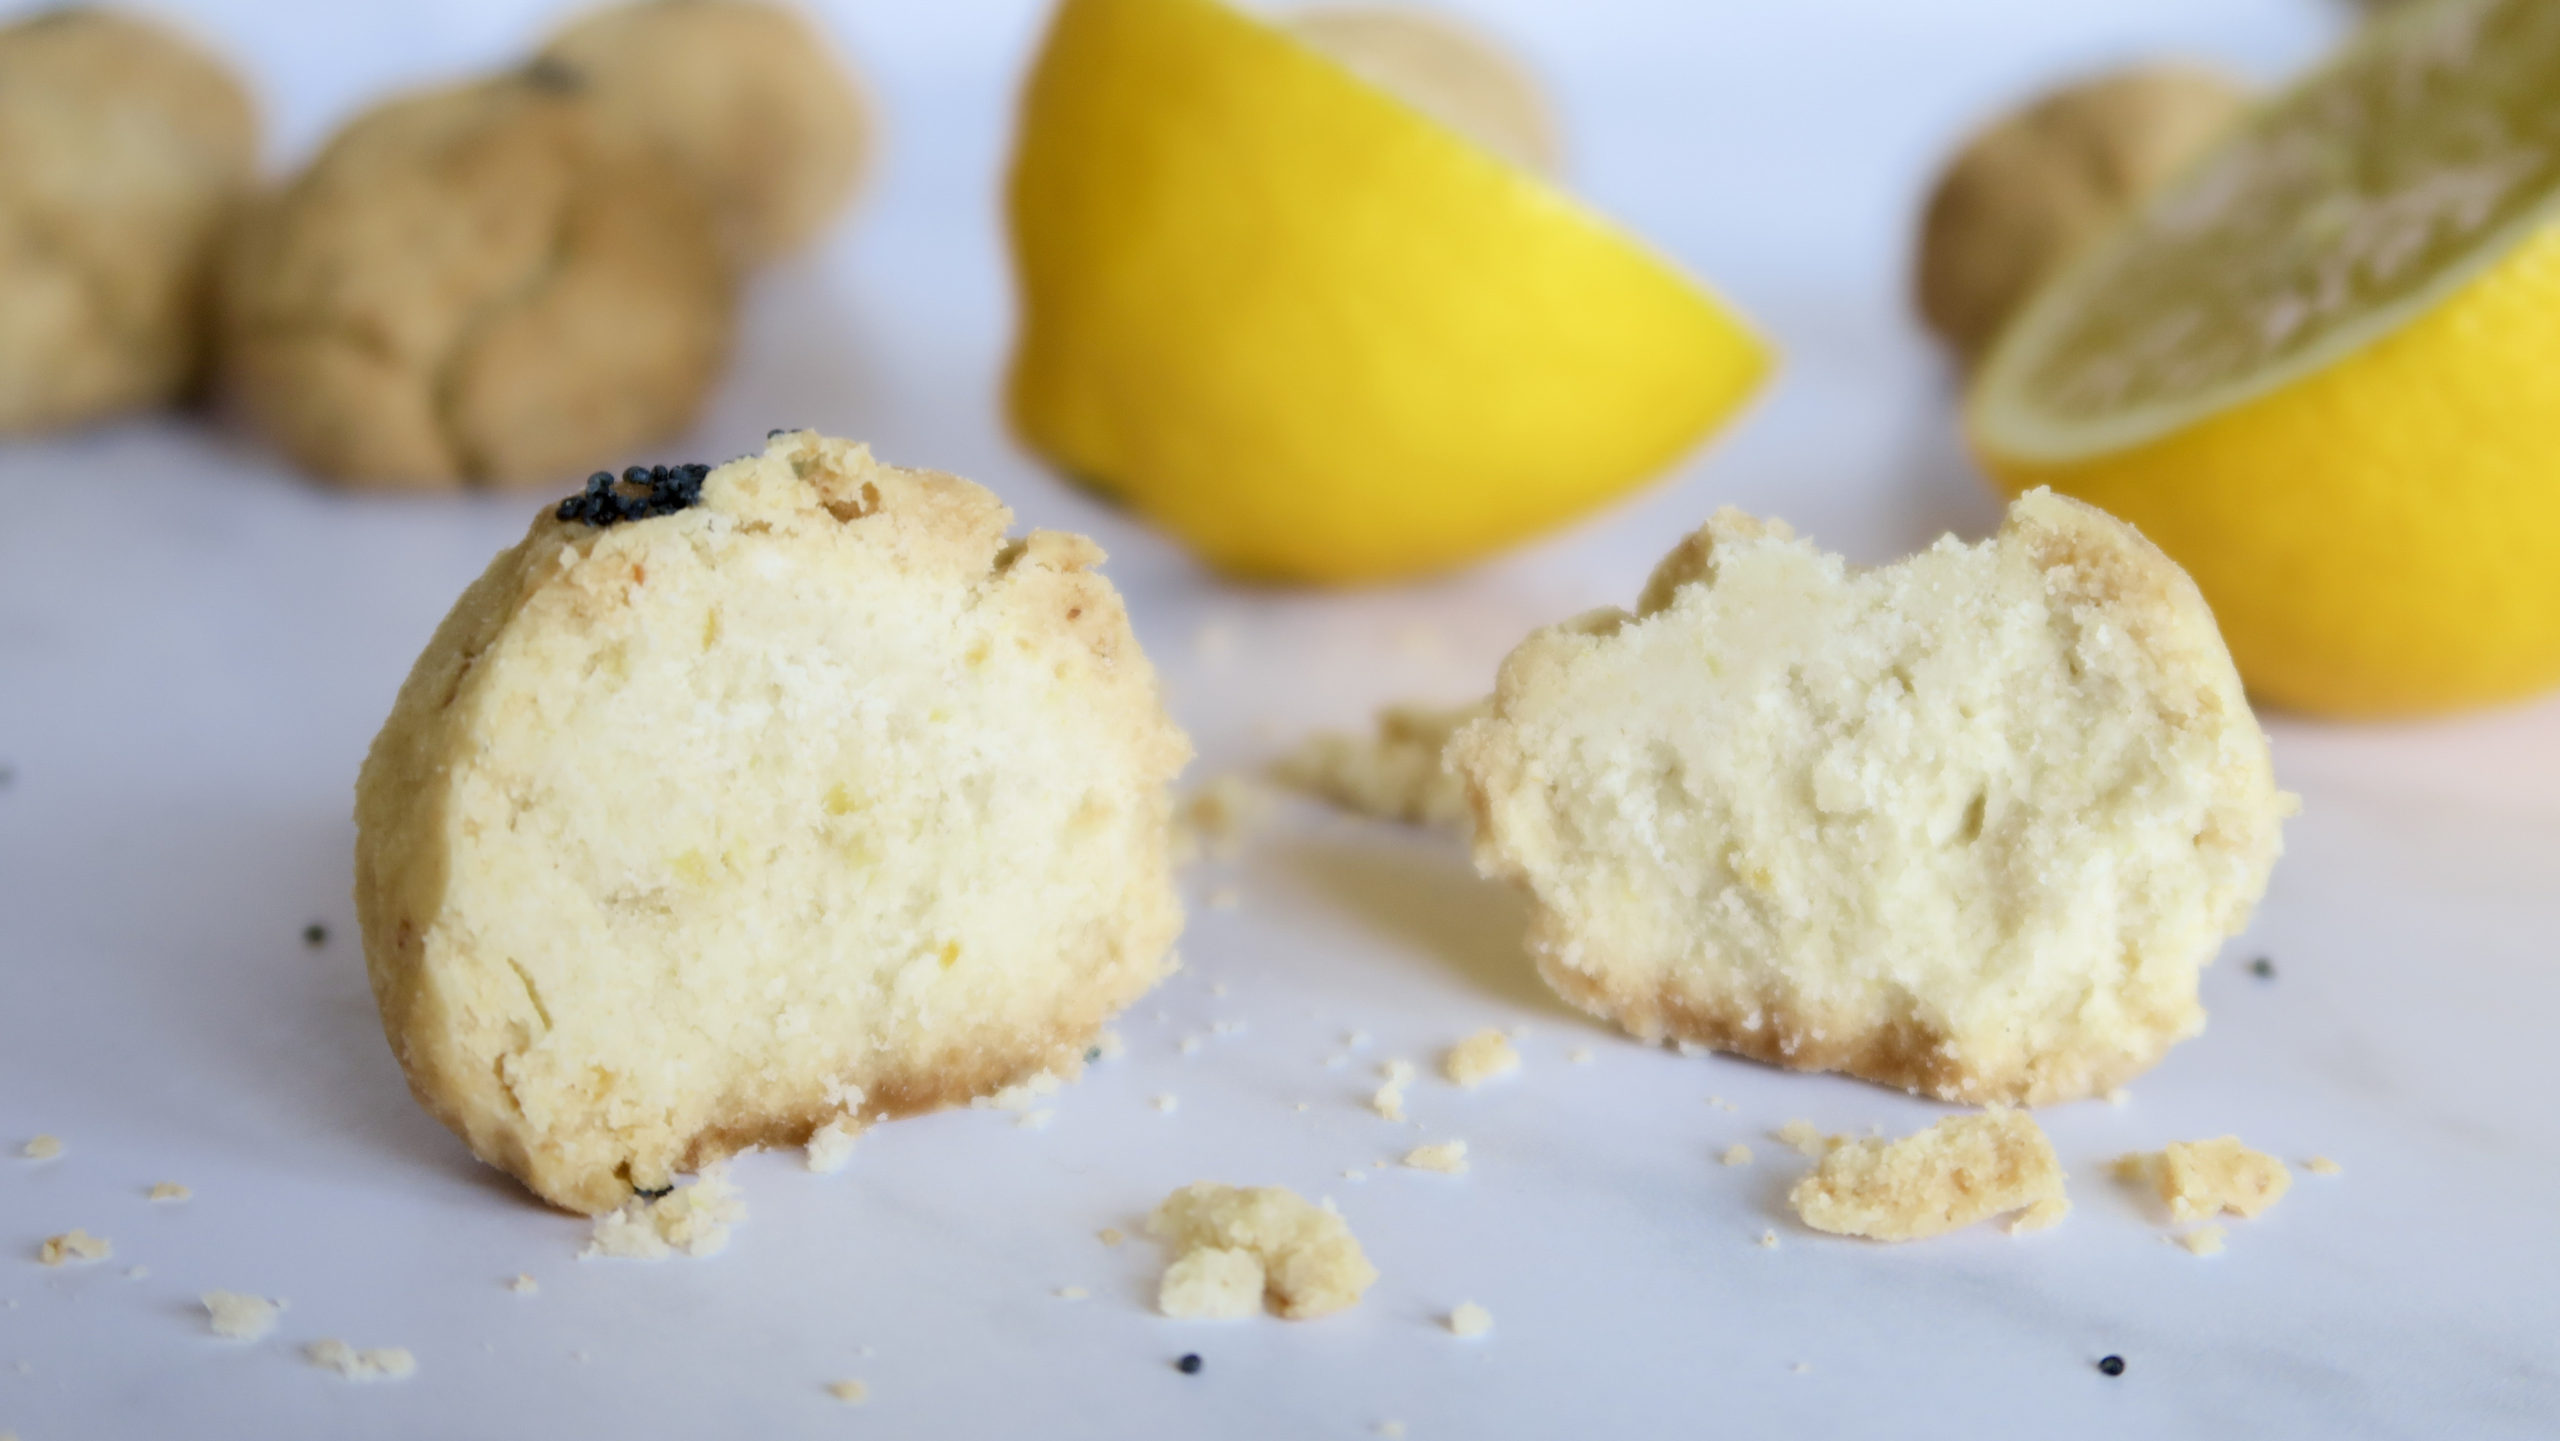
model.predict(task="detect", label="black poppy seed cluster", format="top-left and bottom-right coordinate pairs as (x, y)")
top-left (556, 463), bottom-right (711, 526)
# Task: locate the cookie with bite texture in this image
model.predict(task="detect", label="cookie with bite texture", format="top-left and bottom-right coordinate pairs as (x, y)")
top-left (354, 434), bottom-right (1188, 1212)
top-left (1451, 490), bottom-right (2288, 1105)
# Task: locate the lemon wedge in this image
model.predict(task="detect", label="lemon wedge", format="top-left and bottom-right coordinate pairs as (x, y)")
top-left (1006, 0), bottom-right (1771, 583)
top-left (1973, 0), bottom-right (2560, 715)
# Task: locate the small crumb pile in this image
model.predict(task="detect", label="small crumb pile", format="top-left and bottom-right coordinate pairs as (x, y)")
top-left (1174, 774), bottom-right (1274, 862)
top-left (2149, 1137), bottom-right (2293, 1221)
top-left (37, 1229), bottom-right (111, 1266)
top-left (1372, 1060), bottom-right (1416, 1121)
top-left (1447, 1301), bottom-right (1494, 1338)
top-left (1149, 1183), bottom-right (1377, 1321)
top-left (828, 1379), bottom-right (869, 1404)
top-left (21, 1134), bottom-right (61, 1161)
top-left (508, 1273), bottom-right (539, 1295)
top-left (2305, 1156), bottom-right (2343, 1176)
top-left (805, 1079), bottom-right (869, 1173)
top-left (1720, 1144), bottom-right (1754, 1167)
top-left (582, 1165), bottom-right (744, 1260)
top-left (2117, 1136), bottom-right (2290, 1254)
top-left (148, 1182), bottom-right (191, 1203)
top-left (1403, 1140), bottom-right (1469, 1175)
top-left (306, 1339), bottom-right (415, 1381)
top-left (1270, 702), bottom-right (1484, 828)
top-left (1441, 1030), bottom-right (1520, 1088)
top-left (805, 1118), bottom-right (861, 1174)
top-left (1788, 1110), bottom-right (2069, 1241)
top-left (1776, 1120), bottom-right (1845, 1158)
top-left (202, 1292), bottom-right (282, 1342)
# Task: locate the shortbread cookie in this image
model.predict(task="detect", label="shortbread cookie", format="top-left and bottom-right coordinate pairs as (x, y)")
top-left (0, 8), bottom-right (257, 432)
top-left (219, 70), bottom-right (731, 488)
top-left (542, 0), bottom-right (869, 261)
top-left (354, 434), bottom-right (1188, 1213)
top-left (1451, 490), bottom-right (2288, 1105)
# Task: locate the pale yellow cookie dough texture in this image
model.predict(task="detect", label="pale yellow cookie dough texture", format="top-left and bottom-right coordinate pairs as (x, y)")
top-left (1451, 490), bottom-right (2289, 1106)
top-left (1789, 1110), bottom-right (2068, 1241)
top-left (1150, 1183), bottom-right (1376, 1320)
top-left (355, 435), bottom-right (1189, 1213)
top-left (0, 8), bottom-right (257, 433)
top-left (218, 70), bottom-right (733, 489)
top-left (1914, 63), bottom-right (2250, 366)
top-left (541, 0), bottom-right (871, 262)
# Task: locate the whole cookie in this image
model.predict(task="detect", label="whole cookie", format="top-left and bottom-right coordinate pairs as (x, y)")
top-left (355, 434), bottom-right (1189, 1213)
top-left (219, 71), bottom-right (733, 489)
top-left (0, 8), bottom-right (257, 433)
top-left (541, 0), bottom-right (869, 262)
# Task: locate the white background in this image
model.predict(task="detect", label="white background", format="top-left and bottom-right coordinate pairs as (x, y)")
top-left (5, 1), bottom-right (2558, 1437)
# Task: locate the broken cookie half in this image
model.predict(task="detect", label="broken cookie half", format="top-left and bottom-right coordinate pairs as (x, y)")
top-left (1450, 490), bottom-right (2288, 1105)
top-left (355, 434), bottom-right (1189, 1213)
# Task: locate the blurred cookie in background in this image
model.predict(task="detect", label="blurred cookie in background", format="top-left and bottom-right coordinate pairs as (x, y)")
top-left (0, 8), bottom-right (258, 434)
top-left (541, 0), bottom-right (871, 262)
top-left (218, 69), bottom-right (734, 490)
top-left (1913, 63), bottom-right (2249, 368)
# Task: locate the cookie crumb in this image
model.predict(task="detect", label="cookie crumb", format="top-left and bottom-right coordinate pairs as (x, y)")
top-left (2305, 1156), bottom-right (2343, 1176)
top-left (1099, 1228), bottom-right (1126, 1247)
top-left (2124, 1137), bottom-right (2291, 1221)
top-left (1758, 1230), bottom-right (1780, 1249)
top-left (508, 1274), bottom-right (538, 1295)
top-left (1720, 1144), bottom-right (1753, 1167)
top-left (2098, 1354), bottom-right (2127, 1376)
top-left (148, 1182), bottom-right (190, 1203)
top-left (1403, 1141), bottom-right (1469, 1175)
top-left (303, 922), bottom-right (328, 949)
top-left (1153, 1094), bottom-right (1179, 1114)
top-left (805, 1116), bottom-right (861, 1174)
top-left (1775, 1120), bottom-right (1843, 1158)
top-left (1377, 1423), bottom-right (1407, 1439)
top-left (21, 1134), bottom-right (60, 1161)
top-left (1150, 1183), bottom-right (1377, 1320)
top-left (1056, 1285), bottom-right (1090, 1301)
top-left (981, 1071), bottom-right (1064, 1113)
top-left (37, 1229), bottom-right (110, 1266)
top-left (1446, 1301), bottom-right (1493, 1338)
top-left (1371, 1060), bottom-right (1415, 1121)
top-left (827, 1379), bottom-right (869, 1404)
top-left (2177, 1225), bottom-right (2228, 1257)
top-left (581, 1165), bottom-right (743, 1260)
top-left (1789, 1110), bottom-right (2068, 1241)
top-left (306, 1339), bottom-right (415, 1381)
top-left (1174, 775), bottom-right (1274, 863)
top-left (203, 1292), bottom-right (282, 1341)
top-left (1441, 1030), bottom-right (1520, 1088)
top-left (1269, 702), bottom-right (1482, 828)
